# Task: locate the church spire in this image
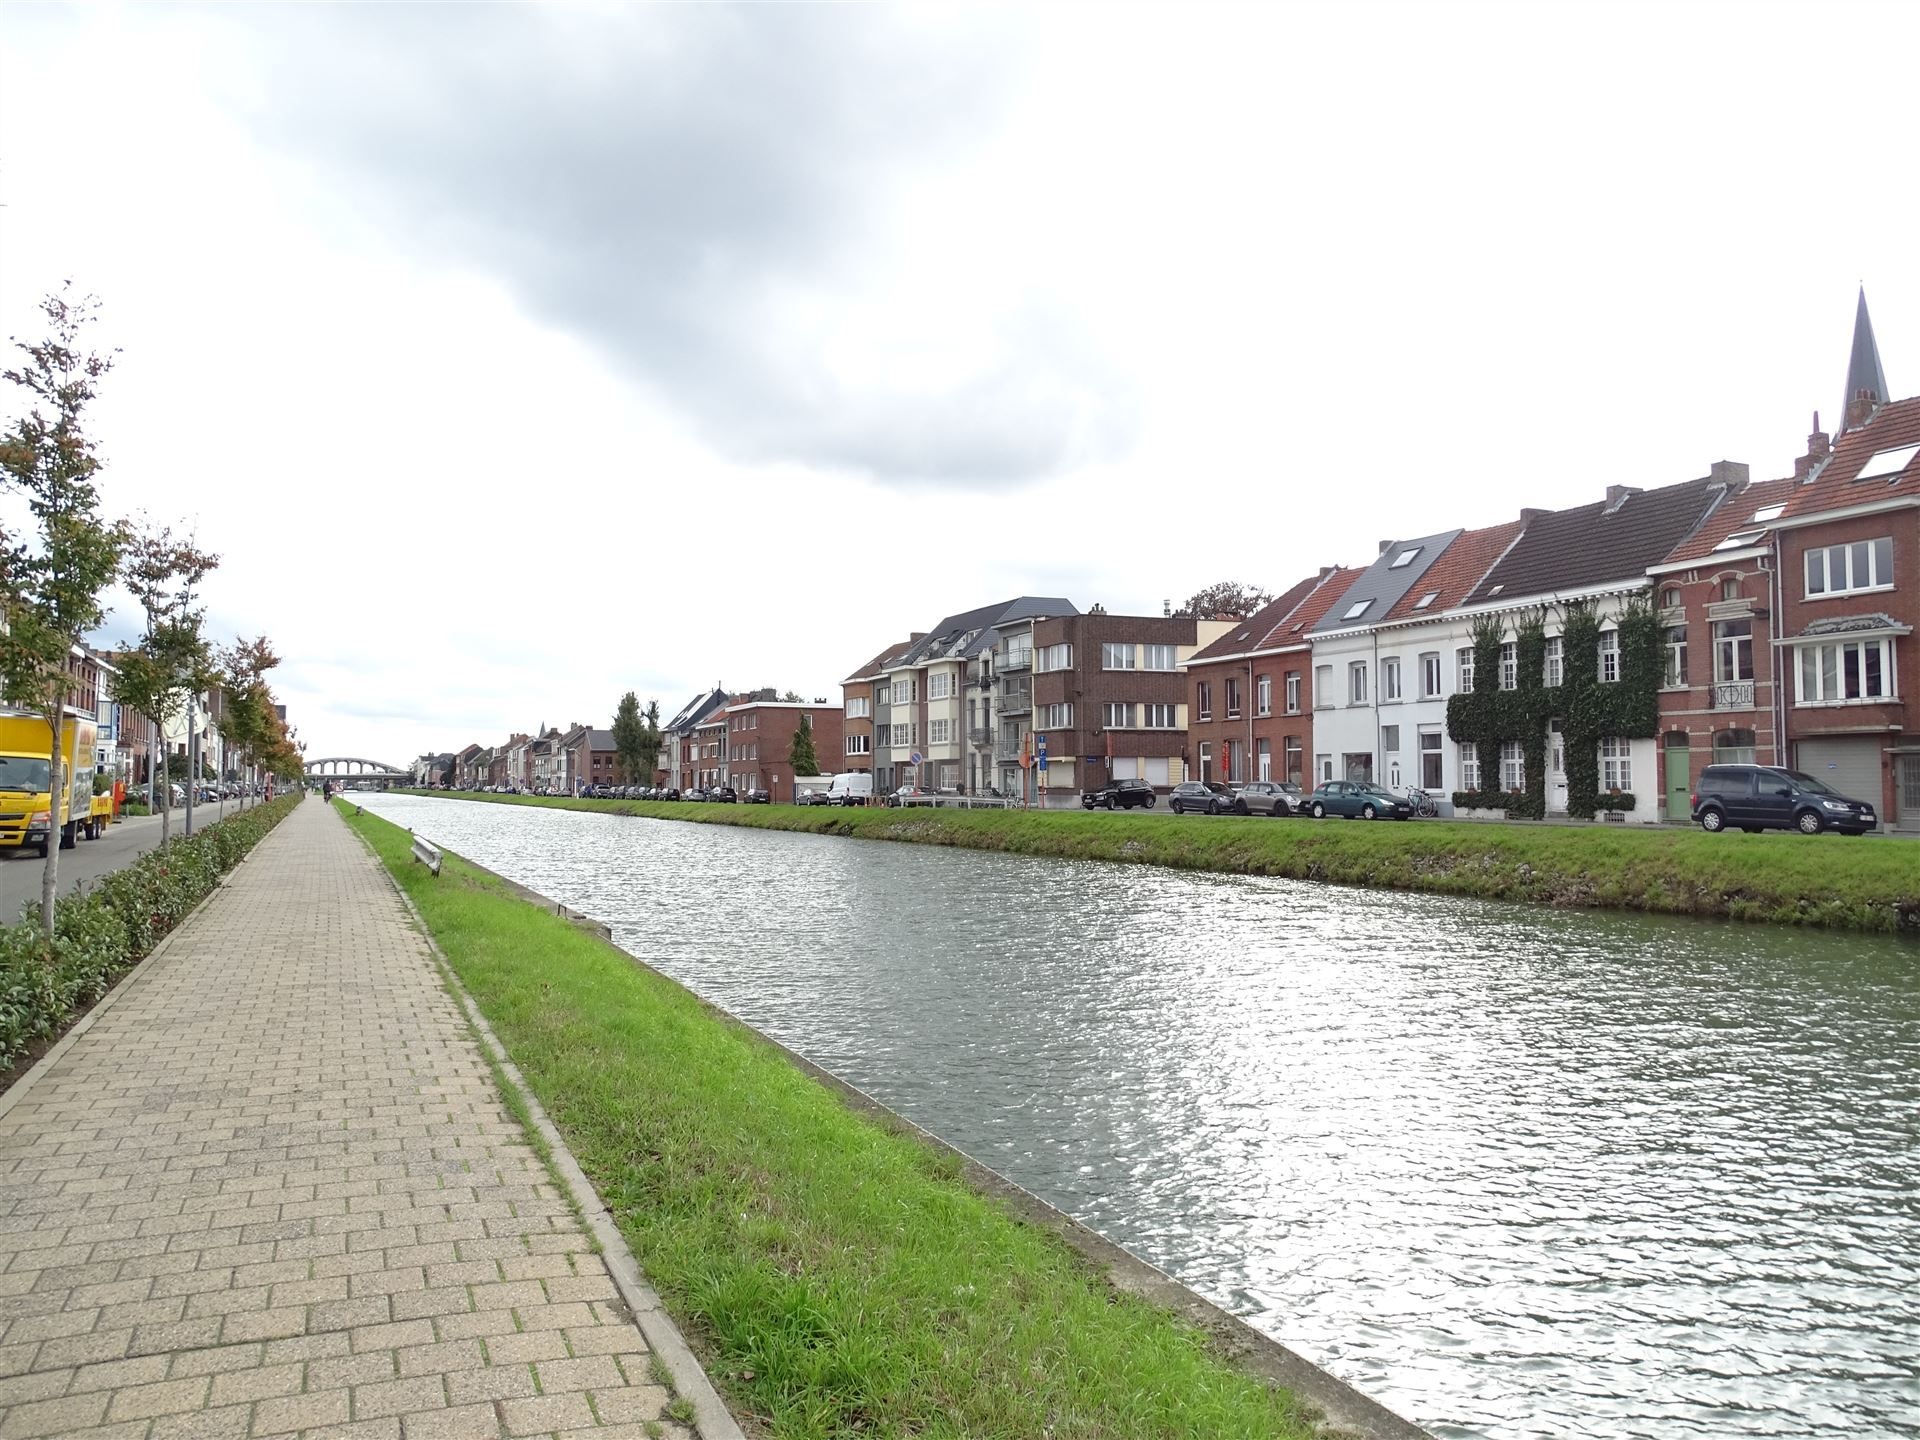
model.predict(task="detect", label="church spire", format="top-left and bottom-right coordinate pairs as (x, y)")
top-left (1841, 285), bottom-right (1888, 432)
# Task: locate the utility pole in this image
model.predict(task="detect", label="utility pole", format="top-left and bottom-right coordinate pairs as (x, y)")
top-left (184, 692), bottom-right (197, 837)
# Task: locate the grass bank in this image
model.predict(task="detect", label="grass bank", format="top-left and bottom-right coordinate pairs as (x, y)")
top-left (342, 801), bottom-right (1326, 1440)
top-left (399, 790), bottom-right (1920, 934)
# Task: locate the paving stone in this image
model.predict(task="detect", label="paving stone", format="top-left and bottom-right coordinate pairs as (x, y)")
top-left (0, 801), bottom-right (712, 1440)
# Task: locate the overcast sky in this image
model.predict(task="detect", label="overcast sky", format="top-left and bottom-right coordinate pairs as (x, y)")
top-left (4, 1), bottom-right (1916, 765)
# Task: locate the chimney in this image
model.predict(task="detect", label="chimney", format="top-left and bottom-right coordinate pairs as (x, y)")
top-left (1794, 411), bottom-right (1832, 480)
top-left (1603, 484), bottom-right (1641, 513)
top-left (1707, 460), bottom-right (1749, 490)
top-left (1378, 539), bottom-right (1393, 555)
top-left (1844, 387), bottom-right (1878, 431)
top-left (1520, 507), bottom-right (1547, 524)
top-left (910, 632), bottom-right (927, 642)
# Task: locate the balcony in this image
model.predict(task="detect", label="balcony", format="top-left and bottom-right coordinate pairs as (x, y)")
top-left (1002, 651), bottom-right (1033, 672)
top-left (994, 742), bottom-right (1025, 763)
top-left (1000, 693), bottom-right (1032, 716)
top-left (1712, 680), bottom-right (1755, 710)
top-left (969, 727), bottom-right (993, 745)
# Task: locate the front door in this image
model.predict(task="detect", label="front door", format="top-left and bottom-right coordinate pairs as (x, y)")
top-left (1547, 720), bottom-right (1568, 814)
top-left (1664, 743), bottom-right (1691, 822)
top-left (1898, 755), bottom-right (1920, 832)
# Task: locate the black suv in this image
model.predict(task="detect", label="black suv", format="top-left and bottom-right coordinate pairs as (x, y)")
top-left (1691, 764), bottom-right (1877, 835)
top-left (1168, 780), bottom-right (1235, 815)
top-left (1081, 778), bottom-right (1157, 810)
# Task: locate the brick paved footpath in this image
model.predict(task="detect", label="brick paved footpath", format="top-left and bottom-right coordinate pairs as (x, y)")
top-left (0, 797), bottom-right (710, 1439)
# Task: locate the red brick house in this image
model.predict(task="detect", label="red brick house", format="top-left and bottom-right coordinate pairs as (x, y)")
top-left (1772, 389), bottom-right (1920, 829)
top-left (1182, 567), bottom-right (1361, 787)
top-left (1647, 467), bottom-right (1794, 816)
top-left (722, 699), bottom-right (845, 802)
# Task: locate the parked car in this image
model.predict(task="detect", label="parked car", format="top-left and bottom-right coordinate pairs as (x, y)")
top-left (1081, 778), bottom-right (1157, 810)
top-left (1692, 764), bottom-right (1877, 835)
top-left (1168, 780), bottom-right (1235, 815)
top-left (1304, 780), bottom-right (1413, 820)
top-left (683, 787), bottom-right (707, 802)
top-left (886, 785), bottom-right (930, 807)
top-left (797, 789), bottom-right (836, 806)
top-left (828, 772), bottom-right (875, 806)
top-left (744, 787), bottom-right (771, 804)
top-left (1234, 779), bottom-right (1304, 816)
top-left (706, 786), bottom-right (739, 804)
top-left (657, 787), bottom-right (680, 802)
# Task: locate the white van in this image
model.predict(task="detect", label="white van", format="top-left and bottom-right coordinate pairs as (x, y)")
top-left (827, 772), bottom-right (874, 807)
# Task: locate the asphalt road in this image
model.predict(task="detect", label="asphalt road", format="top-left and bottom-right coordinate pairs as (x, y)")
top-left (0, 805), bottom-right (251, 921)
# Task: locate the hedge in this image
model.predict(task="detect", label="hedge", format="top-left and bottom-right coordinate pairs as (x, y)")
top-left (0, 794), bottom-right (300, 1075)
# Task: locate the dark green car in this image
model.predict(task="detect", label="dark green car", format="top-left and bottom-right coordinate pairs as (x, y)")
top-left (1304, 780), bottom-right (1413, 820)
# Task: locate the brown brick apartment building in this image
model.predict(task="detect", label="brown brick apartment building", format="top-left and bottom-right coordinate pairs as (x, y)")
top-left (723, 700), bottom-right (845, 802)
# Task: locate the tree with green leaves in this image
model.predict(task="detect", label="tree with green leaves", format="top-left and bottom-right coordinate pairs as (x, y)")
top-left (113, 521), bottom-right (219, 842)
top-left (789, 713), bottom-right (820, 777)
top-left (637, 698), bottom-right (662, 782)
top-left (612, 692), bottom-right (645, 784)
top-left (0, 287), bottom-right (131, 935)
top-left (215, 636), bottom-right (279, 812)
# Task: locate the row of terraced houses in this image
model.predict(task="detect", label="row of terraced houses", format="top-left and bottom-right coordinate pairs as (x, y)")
top-left (439, 297), bottom-right (1920, 830)
top-left (797, 297), bottom-right (1919, 830)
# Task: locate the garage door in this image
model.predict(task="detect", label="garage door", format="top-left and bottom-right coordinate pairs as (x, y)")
top-left (1110, 758), bottom-right (1138, 780)
top-left (1795, 737), bottom-right (1882, 824)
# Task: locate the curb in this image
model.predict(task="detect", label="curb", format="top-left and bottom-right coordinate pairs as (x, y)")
top-left (342, 807), bottom-right (747, 1440)
top-left (0, 803), bottom-right (296, 1125)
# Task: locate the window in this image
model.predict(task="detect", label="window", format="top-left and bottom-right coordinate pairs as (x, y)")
top-left (1038, 643), bottom-right (1073, 671)
top-left (1805, 537), bottom-right (1894, 596)
top-left (1196, 682), bottom-right (1212, 721)
top-left (1102, 642), bottom-right (1134, 670)
top-left (1460, 742), bottom-right (1480, 791)
top-left (928, 673), bottom-right (952, 701)
top-left (1419, 728), bottom-right (1443, 789)
top-left (929, 719), bottom-right (951, 745)
top-left (1005, 642), bottom-right (1032, 668)
top-left (1713, 728), bottom-right (1757, 765)
top-left (1600, 737), bottom-right (1631, 790)
top-left (1457, 647), bottom-right (1475, 693)
top-left (1599, 629), bottom-right (1620, 682)
top-left (1343, 599), bottom-right (1373, 621)
top-left (1857, 443), bottom-right (1920, 481)
top-left (1039, 702), bottom-right (1073, 728)
top-left (1142, 644), bottom-right (1177, 670)
top-left (1719, 577), bottom-right (1741, 603)
top-left (1103, 703), bottom-right (1136, 728)
top-left (846, 697), bottom-right (870, 719)
top-left (1142, 704), bottom-right (1177, 728)
top-left (1382, 724), bottom-right (1401, 753)
top-left (1199, 741), bottom-right (1212, 782)
top-left (1315, 665), bottom-right (1333, 709)
top-left (1284, 736), bottom-right (1302, 784)
top-left (1500, 740), bottom-right (1525, 791)
top-left (1713, 618), bottom-right (1753, 682)
top-left (1660, 586), bottom-right (1681, 609)
top-left (1413, 591), bottom-right (1439, 610)
top-left (1225, 676), bottom-right (1242, 719)
top-left (1420, 652), bottom-right (1441, 698)
top-left (1348, 661), bottom-right (1368, 705)
top-left (1545, 636), bottom-right (1564, 687)
top-left (1382, 658), bottom-right (1401, 701)
top-left (1257, 738), bottom-right (1271, 781)
top-left (891, 679), bottom-right (916, 705)
top-left (1499, 641), bottom-right (1518, 690)
top-left (1665, 626), bottom-right (1688, 687)
top-left (1256, 674), bottom-right (1272, 716)
top-left (1285, 672), bottom-right (1302, 713)
top-left (1796, 638), bottom-right (1895, 704)
top-left (845, 734), bottom-right (871, 756)
top-left (1390, 547), bottom-right (1421, 569)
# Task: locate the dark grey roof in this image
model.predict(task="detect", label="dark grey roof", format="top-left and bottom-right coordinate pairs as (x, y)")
top-left (588, 729), bottom-right (616, 749)
top-left (664, 687), bottom-right (728, 734)
top-left (1463, 477), bottom-right (1726, 605)
top-left (1309, 530), bottom-right (1459, 633)
top-left (1842, 286), bottom-right (1889, 430)
top-left (891, 596), bottom-right (1078, 666)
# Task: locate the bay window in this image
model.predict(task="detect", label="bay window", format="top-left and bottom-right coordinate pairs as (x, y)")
top-left (1796, 637), bottom-right (1895, 704)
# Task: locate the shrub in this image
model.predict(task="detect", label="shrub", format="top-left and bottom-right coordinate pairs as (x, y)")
top-left (0, 796), bottom-right (300, 1073)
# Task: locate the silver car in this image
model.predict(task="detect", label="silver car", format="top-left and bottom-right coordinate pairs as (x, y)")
top-left (1232, 780), bottom-right (1303, 816)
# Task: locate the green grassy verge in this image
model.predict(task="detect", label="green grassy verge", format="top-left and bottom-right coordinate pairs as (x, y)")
top-left (341, 802), bottom-right (1320, 1440)
top-left (398, 790), bottom-right (1920, 933)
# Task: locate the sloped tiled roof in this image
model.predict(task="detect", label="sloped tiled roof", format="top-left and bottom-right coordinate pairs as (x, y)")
top-left (1659, 475), bottom-right (1799, 565)
top-left (1382, 520), bottom-right (1526, 621)
top-left (842, 639), bottom-right (914, 685)
top-left (1187, 571), bottom-right (1332, 664)
top-left (1780, 394), bottom-right (1920, 520)
top-left (1309, 529), bottom-right (1459, 634)
top-left (1463, 475), bottom-right (1726, 604)
top-left (891, 597), bottom-right (1078, 667)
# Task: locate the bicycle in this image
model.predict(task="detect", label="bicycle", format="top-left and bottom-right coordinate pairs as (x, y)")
top-left (1404, 786), bottom-right (1441, 818)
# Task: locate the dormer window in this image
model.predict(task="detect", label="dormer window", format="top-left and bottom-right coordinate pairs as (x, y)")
top-left (1343, 599), bottom-right (1373, 621)
top-left (1390, 548), bottom-right (1420, 569)
top-left (1750, 503), bottom-right (1785, 522)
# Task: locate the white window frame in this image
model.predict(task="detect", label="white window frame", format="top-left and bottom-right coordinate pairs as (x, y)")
top-left (1285, 673), bottom-right (1302, 714)
top-left (1457, 647), bottom-right (1475, 693)
top-left (1102, 642), bottom-right (1135, 671)
top-left (1038, 643), bottom-right (1073, 672)
top-left (1794, 637), bottom-right (1896, 706)
top-left (1600, 736), bottom-right (1631, 790)
top-left (1142, 643), bottom-right (1177, 671)
top-left (1381, 657), bottom-right (1401, 702)
top-left (928, 673), bottom-right (953, 701)
top-left (1256, 674), bottom-right (1272, 716)
top-left (1348, 661), bottom-right (1368, 706)
top-left (1196, 681), bottom-right (1212, 721)
top-left (1142, 703), bottom-right (1177, 729)
top-left (1804, 537), bottom-right (1894, 598)
top-left (1664, 626), bottom-right (1688, 689)
top-left (1499, 641), bottom-right (1518, 691)
top-left (1545, 636), bottom-right (1564, 687)
top-left (1420, 652), bottom-right (1441, 698)
top-left (929, 718), bottom-right (951, 745)
top-left (1103, 702), bottom-right (1136, 728)
top-left (1040, 702), bottom-right (1073, 728)
top-left (845, 734), bottom-right (871, 756)
top-left (1315, 666), bottom-right (1333, 710)
top-left (1459, 741), bottom-right (1479, 791)
top-left (1599, 629), bottom-right (1620, 683)
top-left (1713, 618), bottom-right (1753, 683)
top-left (1500, 739), bottom-right (1525, 791)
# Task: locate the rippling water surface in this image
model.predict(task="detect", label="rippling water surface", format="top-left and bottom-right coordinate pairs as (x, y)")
top-left (357, 795), bottom-right (1920, 1440)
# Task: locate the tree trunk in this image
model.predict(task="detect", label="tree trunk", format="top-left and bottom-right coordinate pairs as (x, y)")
top-left (39, 693), bottom-right (66, 939)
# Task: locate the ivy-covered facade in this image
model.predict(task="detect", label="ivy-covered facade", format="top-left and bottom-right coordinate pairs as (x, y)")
top-left (1444, 594), bottom-right (1664, 819)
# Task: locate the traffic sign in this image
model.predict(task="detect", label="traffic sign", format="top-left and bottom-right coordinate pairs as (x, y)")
top-left (909, 751), bottom-right (922, 766)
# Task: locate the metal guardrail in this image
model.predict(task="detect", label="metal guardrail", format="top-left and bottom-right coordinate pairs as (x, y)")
top-left (1712, 680), bottom-right (1755, 709)
top-left (409, 832), bottom-right (442, 876)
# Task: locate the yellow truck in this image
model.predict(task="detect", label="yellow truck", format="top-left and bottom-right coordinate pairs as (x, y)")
top-left (0, 711), bottom-right (111, 857)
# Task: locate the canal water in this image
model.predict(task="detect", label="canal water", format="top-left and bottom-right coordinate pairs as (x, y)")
top-left (355, 794), bottom-right (1920, 1440)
